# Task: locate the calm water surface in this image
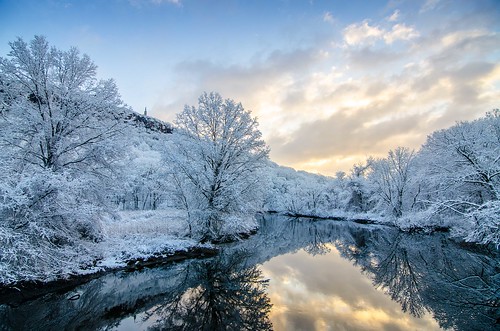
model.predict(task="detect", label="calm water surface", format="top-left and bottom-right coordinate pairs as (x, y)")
top-left (261, 246), bottom-right (443, 330)
top-left (0, 215), bottom-right (498, 330)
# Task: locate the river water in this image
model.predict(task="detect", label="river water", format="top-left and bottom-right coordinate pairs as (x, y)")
top-left (0, 215), bottom-right (498, 330)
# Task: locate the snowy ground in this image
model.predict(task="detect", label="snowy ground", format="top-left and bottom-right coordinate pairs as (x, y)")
top-left (95, 209), bottom-right (209, 270)
top-left (0, 209), bottom-right (262, 286)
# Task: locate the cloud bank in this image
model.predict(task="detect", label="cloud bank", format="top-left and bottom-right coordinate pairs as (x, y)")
top-left (152, 1), bottom-right (500, 176)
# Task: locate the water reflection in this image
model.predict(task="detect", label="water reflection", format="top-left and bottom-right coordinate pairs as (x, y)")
top-left (0, 215), bottom-right (498, 330)
top-left (241, 216), bottom-right (499, 330)
top-left (0, 250), bottom-right (272, 331)
top-left (261, 245), bottom-right (441, 330)
top-left (148, 251), bottom-right (272, 331)
top-left (348, 231), bottom-right (500, 330)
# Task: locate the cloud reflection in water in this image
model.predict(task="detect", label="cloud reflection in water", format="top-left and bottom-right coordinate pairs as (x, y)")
top-left (261, 244), bottom-right (444, 331)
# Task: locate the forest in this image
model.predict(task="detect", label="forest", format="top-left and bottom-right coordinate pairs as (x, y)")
top-left (0, 36), bottom-right (498, 285)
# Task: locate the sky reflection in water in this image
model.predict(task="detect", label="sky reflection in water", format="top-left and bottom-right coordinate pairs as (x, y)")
top-left (261, 244), bottom-right (443, 331)
top-left (1, 216), bottom-right (497, 330)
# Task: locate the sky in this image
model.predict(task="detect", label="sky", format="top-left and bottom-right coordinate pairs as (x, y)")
top-left (1, 0), bottom-right (499, 176)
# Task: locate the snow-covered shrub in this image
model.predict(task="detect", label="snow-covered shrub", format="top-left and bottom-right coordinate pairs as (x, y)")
top-left (219, 214), bottom-right (258, 239)
top-left (395, 207), bottom-right (451, 233)
top-left (460, 201), bottom-right (500, 248)
top-left (1, 170), bottom-right (104, 240)
top-left (0, 222), bottom-right (98, 285)
top-left (0, 169), bottom-right (108, 284)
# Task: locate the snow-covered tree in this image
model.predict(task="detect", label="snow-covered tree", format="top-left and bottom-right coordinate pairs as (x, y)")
top-left (416, 111), bottom-right (500, 245)
top-left (113, 133), bottom-right (170, 211)
top-left (369, 147), bottom-right (419, 218)
top-left (167, 92), bottom-right (269, 241)
top-left (329, 171), bottom-right (352, 210)
top-left (0, 36), bottom-right (126, 282)
top-left (419, 111), bottom-right (499, 206)
top-left (345, 159), bottom-right (373, 212)
top-left (0, 36), bottom-right (124, 173)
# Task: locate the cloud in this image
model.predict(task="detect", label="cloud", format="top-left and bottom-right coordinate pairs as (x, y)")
top-left (384, 24), bottom-right (420, 44)
top-left (343, 20), bottom-right (384, 46)
top-left (152, 3), bottom-right (500, 176)
top-left (420, 0), bottom-right (441, 13)
top-left (343, 20), bottom-right (419, 46)
top-left (345, 47), bottom-right (403, 70)
top-left (154, 0), bottom-right (181, 5)
top-left (269, 99), bottom-right (423, 164)
top-left (323, 11), bottom-right (334, 23)
top-left (387, 9), bottom-right (400, 22)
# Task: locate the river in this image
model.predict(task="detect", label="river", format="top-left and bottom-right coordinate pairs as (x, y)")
top-left (0, 214), bottom-right (498, 330)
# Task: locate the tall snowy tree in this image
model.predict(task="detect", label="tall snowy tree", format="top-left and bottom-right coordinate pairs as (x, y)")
top-left (0, 36), bottom-right (126, 282)
top-left (167, 92), bottom-right (269, 241)
top-left (369, 147), bottom-right (418, 217)
top-left (0, 36), bottom-right (124, 173)
top-left (417, 111), bottom-right (500, 245)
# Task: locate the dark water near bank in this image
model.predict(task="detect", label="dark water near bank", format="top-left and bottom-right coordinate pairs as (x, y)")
top-left (1, 215), bottom-right (498, 330)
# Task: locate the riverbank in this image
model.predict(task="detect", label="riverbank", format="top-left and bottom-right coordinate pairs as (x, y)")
top-left (0, 209), bottom-right (221, 304)
top-left (283, 211), bottom-right (383, 225)
top-left (280, 210), bottom-right (454, 234)
top-left (0, 209), bottom-right (264, 303)
top-left (96, 209), bottom-right (207, 270)
top-left (0, 245), bottom-right (218, 305)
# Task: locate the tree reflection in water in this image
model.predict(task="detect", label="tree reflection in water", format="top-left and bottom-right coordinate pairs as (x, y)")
top-left (303, 221), bottom-right (331, 256)
top-left (0, 249), bottom-right (273, 330)
top-left (0, 215), bottom-right (498, 330)
top-left (371, 235), bottom-right (426, 317)
top-left (254, 215), bottom-right (499, 330)
top-left (330, 225), bottom-right (500, 330)
top-left (148, 250), bottom-right (272, 331)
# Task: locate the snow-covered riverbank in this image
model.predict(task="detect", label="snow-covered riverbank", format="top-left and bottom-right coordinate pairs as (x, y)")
top-left (96, 209), bottom-right (208, 270)
top-left (0, 210), bottom-right (211, 289)
top-left (0, 208), bottom-right (263, 291)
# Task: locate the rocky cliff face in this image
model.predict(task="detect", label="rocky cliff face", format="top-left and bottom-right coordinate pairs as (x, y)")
top-left (124, 112), bottom-right (173, 134)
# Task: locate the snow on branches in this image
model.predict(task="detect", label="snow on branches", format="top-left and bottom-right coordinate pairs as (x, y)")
top-left (166, 92), bottom-right (269, 241)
